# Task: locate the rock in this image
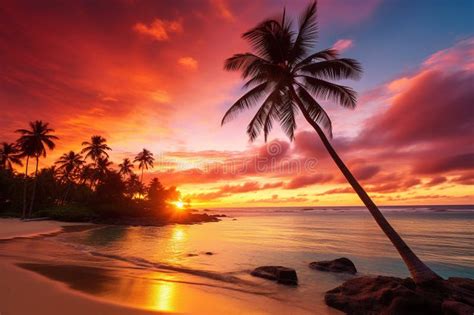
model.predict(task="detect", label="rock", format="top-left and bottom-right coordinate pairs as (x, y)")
top-left (442, 300), bottom-right (474, 315)
top-left (205, 252), bottom-right (213, 255)
top-left (187, 253), bottom-right (198, 257)
top-left (325, 276), bottom-right (440, 315)
top-left (325, 276), bottom-right (474, 315)
top-left (250, 266), bottom-right (298, 285)
top-left (309, 257), bottom-right (357, 274)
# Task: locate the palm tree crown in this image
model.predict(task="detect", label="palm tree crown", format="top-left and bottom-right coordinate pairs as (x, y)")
top-left (0, 142), bottom-right (22, 170)
top-left (81, 135), bottom-right (111, 162)
top-left (222, 2), bottom-right (361, 141)
top-left (55, 151), bottom-right (84, 182)
top-left (118, 158), bottom-right (134, 178)
top-left (134, 148), bottom-right (154, 183)
top-left (16, 121), bottom-right (58, 157)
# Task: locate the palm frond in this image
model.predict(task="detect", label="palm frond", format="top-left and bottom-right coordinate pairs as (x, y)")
top-left (242, 19), bottom-right (293, 64)
top-left (296, 85), bottom-right (332, 137)
top-left (278, 89), bottom-right (298, 140)
top-left (221, 82), bottom-right (270, 125)
top-left (289, 1), bottom-right (318, 62)
top-left (301, 75), bottom-right (357, 108)
top-left (246, 87), bottom-right (282, 141)
top-left (295, 48), bottom-right (339, 69)
top-left (300, 58), bottom-right (362, 80)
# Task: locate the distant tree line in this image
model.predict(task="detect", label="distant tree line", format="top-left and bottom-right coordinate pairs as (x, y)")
top-left (0, 121), bottom-right (180, 221)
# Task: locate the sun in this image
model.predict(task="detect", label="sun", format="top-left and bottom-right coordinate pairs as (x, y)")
top-left (175, 200), bottom-right (184, 209)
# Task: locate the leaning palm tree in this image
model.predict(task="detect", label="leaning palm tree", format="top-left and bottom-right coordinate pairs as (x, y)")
top-left (0, 142), bottom-right (22, 170)
top-left (81, 135), bottom-right (111, 163)
top-left (118, 158), bottom-right (134, 178)
top-left (16, 121), bottom-right (58, 217)
top-left (134, 149), bottom-right (154, 184)
top-left (222, 2), bottom-right (439, 284)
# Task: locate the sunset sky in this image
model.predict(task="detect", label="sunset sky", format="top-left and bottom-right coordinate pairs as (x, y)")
top-left (1, 0), bottom-right (473, 207)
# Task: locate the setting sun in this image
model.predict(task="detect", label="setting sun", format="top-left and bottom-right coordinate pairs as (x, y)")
top-left (0, 1), bottom-right (472, 315)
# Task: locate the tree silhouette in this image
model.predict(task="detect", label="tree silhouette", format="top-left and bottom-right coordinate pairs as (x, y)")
top-left (222, 1), bottom-right (439, 283)
top-left (134, 148), bottom-right (154, 184)
top-left (81, 136), bottom-right (111, 163)
top-left (16, 121), bottom-right (58, 217)
top-left (118, 158), bottom-right (134, 178)
top-left (0, 142), bottom-right (22, 170)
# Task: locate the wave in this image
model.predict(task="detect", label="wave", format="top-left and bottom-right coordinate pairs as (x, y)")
top-left (89, 251), bottom-right (250, 285)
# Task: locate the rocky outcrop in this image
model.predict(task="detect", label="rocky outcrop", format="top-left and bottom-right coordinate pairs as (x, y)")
top-left (325, 276), bottom-right (474, 315)
top-left (309, 257), bottom-right (357, 274)
top-left (250, 266), bottom-right (298, 285)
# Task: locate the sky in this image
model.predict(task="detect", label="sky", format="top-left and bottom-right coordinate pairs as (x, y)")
top-left (1, 0), bottom-right (473, 207)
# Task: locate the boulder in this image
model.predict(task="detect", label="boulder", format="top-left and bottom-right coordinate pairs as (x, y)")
top-left (251, 266), bottom-right (298, 285)
top-left (309, 257), bottom-right (357, 274)
top-left (325, 276), bottom-right (474, 315)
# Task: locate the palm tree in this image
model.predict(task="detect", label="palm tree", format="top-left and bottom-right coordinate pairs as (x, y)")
top-left (0, 142), bottom-right (22, 170)
top-left (55, 151), bottom-right (84, 183)
top-left (95, 156), bottom-right (112, 183)
top-left (55, 151), bottom-right (84, 205)
top-left (16, 121), bottom-right (58, 217)
top-left (222, 2), bottom-right (440, 284)
top-left (118, 158), bottom-right (134, 178)
top-left (16, 139), bottom-right (35, 218)
top-left (134, 149), bottom-right (154, 184)
top-left (81, 135), bottom-right (111, 163)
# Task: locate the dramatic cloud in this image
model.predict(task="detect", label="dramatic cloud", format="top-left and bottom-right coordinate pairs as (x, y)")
top-left (0, 0), bottom-right (470, 206)
top-left (332, 39), bottom-right (353, 52)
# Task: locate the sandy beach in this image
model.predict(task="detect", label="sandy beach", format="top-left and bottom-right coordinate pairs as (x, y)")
top-left (0, 219), bottom-right (158, 315)
top-left (0, 218), bottom-right (328, 315)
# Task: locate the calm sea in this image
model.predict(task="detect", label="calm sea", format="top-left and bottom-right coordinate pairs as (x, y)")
top-left (44, 205), bottom-right (473, 313)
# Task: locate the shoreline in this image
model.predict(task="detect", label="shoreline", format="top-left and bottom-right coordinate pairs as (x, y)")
top-left (0, 218), bottom-right (328, 314)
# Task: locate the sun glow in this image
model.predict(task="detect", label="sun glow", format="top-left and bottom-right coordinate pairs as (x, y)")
top-left (175, 200), bottom-right (184, 209)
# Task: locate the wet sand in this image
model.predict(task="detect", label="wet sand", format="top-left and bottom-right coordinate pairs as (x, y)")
top-left (0, 219), bottom-right (326, 314)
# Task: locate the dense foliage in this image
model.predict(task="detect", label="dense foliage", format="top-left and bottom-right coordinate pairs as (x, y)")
top-left (0, 121), bottom-right (180, 221)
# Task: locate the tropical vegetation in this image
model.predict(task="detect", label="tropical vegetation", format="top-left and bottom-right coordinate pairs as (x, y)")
top-left (0, 121), bottom-right (185, 223)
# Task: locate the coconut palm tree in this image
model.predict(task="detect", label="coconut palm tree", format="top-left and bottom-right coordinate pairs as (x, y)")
top-left (81, 135), bottom-right (111, 163)
top-left (118, 158), bottom-right (134, 178)
top-left (95, 156), bottom-right (112, 182)
top-left (55, 151), bottom-right (84, 204)
top-left (16, 139), bottom-right (35, 218)
top-left (55, 151), bottom-right (84, 183)
top-left (221, 2), bottom-right (440, 284)
top-left (134, 149), bottom-right (154, 184)
top-left (0, 142), bottom-right (22, 170)
top-left (16, 121), bottom-right (58, 217)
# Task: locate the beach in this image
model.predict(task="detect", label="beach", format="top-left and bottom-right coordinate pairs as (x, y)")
top-left (0, 206), bottom-right (472, 314)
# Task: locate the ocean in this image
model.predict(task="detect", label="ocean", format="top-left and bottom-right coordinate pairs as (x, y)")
top-left (3, 205), bottom-right (473, 314)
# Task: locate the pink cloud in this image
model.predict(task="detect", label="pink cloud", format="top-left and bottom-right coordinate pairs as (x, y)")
top-left (332, 39), bottom-right (353, 52)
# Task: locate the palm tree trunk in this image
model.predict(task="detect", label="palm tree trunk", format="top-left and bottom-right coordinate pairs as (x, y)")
top-left (28, 156), bottom-right (39, 218)
top-left (140, 168), bottom-right (144, 184)
top-left (22, 156), bottom-right (30, 219)
top-left (290, 88), bottom-right (440, 284)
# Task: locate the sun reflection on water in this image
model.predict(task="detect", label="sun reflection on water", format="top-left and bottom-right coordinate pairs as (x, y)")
top-left (148, 275), bottom-right (177, 312)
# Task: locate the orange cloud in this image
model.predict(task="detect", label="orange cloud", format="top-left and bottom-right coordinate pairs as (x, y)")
top-left (178, 57), bottom-right (198, 70)
top-left (211, 0), bottom-right (235, 21)
top-left (134, 18), bottom-right (183, 41)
